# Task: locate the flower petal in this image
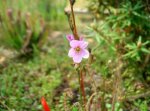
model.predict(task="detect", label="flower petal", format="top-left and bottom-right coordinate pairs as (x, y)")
top-left (82, 49), bottom-right (89, 58)
top-left (70, 40), bottom-right (79, 48)
top-left (66, 34), bottom-right (74, 41)
top-left (80, 41), bottom-right (88, 48)
top-left (79, 37), bottom-right (83, 41)
top-left (73, 55), bottom-right (82, 63)
top-left (68, 48), bottom-right (75, 57)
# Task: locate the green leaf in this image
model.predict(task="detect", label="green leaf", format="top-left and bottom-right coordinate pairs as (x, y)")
top-left (72, 107), bottom-right (78, 111)
top-left (137, 36), bottom-right (142, 44)
top-left (141, 48), bottom-right (150, 54)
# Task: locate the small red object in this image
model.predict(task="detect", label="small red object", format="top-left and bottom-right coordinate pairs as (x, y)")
top-left (41, 97), bottom-right (51, 111)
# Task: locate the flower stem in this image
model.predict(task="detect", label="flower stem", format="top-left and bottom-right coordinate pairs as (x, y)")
top-left (77, 67), bottom-right (86, 110)
top-left (69, 0), bottom-right (79, 40)
top-left (80, 68), bottom-right (86, 107)
top-left (77, 69), bottom-right (83, 104)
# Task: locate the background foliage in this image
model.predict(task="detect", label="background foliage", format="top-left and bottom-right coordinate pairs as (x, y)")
top-left (87, 0), bottom-right (150, 110)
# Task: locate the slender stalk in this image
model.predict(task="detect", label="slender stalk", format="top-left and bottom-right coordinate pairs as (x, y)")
top-left (77, 69), bottom-right (83, 105)
top-left (111, 54), bottom-right (122, 111)
top-left (77, 67), bottom-right (87, 111)
top-left (69, 0), bottom-right (79, 40)
top-left (111, 78), bottom-right (117, 111)
top-left (86, 92), bottom-right (97, 111)
top-left (101, 78), bottom-right (106, 111)
top-left (80, 68), bottom-right (86, 108)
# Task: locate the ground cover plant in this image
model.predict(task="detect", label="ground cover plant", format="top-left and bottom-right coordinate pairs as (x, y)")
top-left (0, 0), bottom-right (150, 111)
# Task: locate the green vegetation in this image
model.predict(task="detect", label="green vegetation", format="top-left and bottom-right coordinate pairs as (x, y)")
top-left (0, 0), bottom-right (67, 53)
top-left (0, 43), bottom-right (72, 110)
top-left (87, 0), bottom-right (150, 110)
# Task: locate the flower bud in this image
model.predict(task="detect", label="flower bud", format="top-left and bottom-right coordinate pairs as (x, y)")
top-left (7, 8), bottom-right (13, 20)
top-left (137, 41), bottom-right (142, 48)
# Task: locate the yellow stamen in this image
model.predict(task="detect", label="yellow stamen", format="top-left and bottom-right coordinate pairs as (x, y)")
top-left (75, 46), bottom-right (81, 52)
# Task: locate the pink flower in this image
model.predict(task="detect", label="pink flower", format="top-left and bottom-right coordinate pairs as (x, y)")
top-left (66, 34), bottom-right (83, 42)
top-left (68, 40), bottom-right (89, 63)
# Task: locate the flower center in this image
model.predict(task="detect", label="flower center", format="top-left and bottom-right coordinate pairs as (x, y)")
top-left (75, 46), bottom-right (81, 52)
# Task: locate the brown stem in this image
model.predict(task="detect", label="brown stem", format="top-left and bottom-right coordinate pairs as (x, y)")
top-left (86, 92), bottom-right (97, 111)
top-left (111, 80), bottom-right (117, 111)
top-left (80, 68), bottom-right (86, 108)
top-left (111, 54), bottom-right (123, 111)
top-left (77, 69), bottom-right (83, 105)
top-left (124, 90), bottom-right (150, 101)
top-left (101, 78), bottom-right (106, 111)
top-left (69, 0), bottom-right (79, 40)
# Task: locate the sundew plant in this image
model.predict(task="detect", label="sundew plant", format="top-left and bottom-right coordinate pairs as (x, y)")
top-left (0, 0), bottom-right (150, 111)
